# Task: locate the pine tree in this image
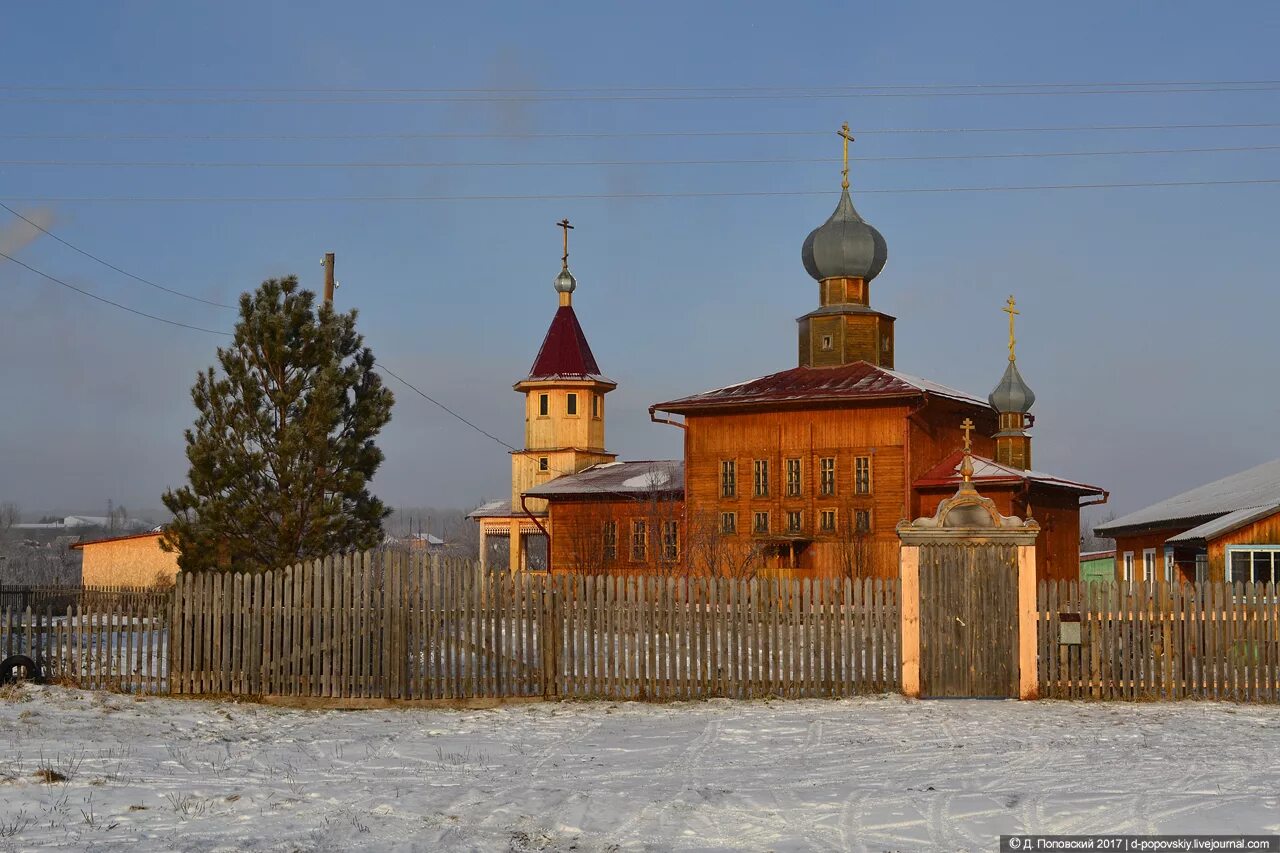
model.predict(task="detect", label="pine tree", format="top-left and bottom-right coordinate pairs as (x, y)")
top-left (162, 277), bottom-right (394, 572)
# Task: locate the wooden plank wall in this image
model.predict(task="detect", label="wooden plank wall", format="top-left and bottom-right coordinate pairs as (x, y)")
top-left (1038, 580), bottom-right (1280, 701)
top-left (167, 551), bottom-right (901, 702)
top-left (1, 600), bottom-right (170, 693)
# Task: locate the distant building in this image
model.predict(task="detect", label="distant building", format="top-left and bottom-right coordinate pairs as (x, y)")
top-left (71, 531), bottom-right (179, 588)
top-left (14, 515), bottom-right (151, 531)
top-left (1095, 458), bottom-right (1280, 584)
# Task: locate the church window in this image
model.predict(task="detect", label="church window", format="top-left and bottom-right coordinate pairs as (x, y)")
top-left (819, 509), bottom-right (836, 532)
top-left (820, 334), bottom-right (834, 351)
top-left (539, 394), bottom-right (549, 417)
top-left (785, 458), bottom-right (802, 497)
top-left (820, 458), bottom-right (835, 495)
top-left (567, 393), bottom-right (578, 416)
top-left (854, 456), bottom-right (872, 494)
top-left (662, 521), bottom-right (679, 562)
top-left (753, 511), bottom-right (769, 533)
top-left (721, 512), bottom-right (736, 534)
top-left (631, 520), bottom-right (647, 562)
top-left (602, 521), bottom-right (617, 561)
top-left (538, 457), bottom-right (549, 472)
top-left (753, 460), bottom-right (769, 497)
top-left (854, 510), bottom-right (871, 533)
top-left (720, 460), bottom-right (736, 498)
top-left (786, 510), bottom-right (802, 533)
top-left (592, 394), bottom-right (601, 419)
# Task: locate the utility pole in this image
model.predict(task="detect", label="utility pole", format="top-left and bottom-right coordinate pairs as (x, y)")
top-left (322, 252), bottom-right (335, 307)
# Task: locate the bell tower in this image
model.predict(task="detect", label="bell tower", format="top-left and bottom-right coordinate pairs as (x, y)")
top-left (797, 123), bottom-right (895, 368)
top-left (989, 295), bottom-right (1035, 469)
top-left (510, 219), bottom-right (617, 518)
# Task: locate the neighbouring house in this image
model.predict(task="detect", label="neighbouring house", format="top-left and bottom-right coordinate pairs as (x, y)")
top-left (71, 530), bottom-right (179, 588)
top-left (524, 461), bottom-right (685, 574)
top-left (471, 144), bottom-right (1107, 579)
top-left (1095, 458), bottom-right (1280, 585)
top-left (1079, 549), bottom-right (1116, 583)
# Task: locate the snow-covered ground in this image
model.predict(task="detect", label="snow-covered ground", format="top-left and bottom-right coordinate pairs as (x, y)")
top-left (0, 686), bottom-right (1277, 851)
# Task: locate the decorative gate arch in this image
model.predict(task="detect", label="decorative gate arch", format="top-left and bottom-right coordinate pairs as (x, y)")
top-left (897, 439), bottom-right (1040, 699)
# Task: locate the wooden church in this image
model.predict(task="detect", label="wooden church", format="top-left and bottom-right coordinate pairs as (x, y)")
top-left (472, 131), bottom-right (1106, 581)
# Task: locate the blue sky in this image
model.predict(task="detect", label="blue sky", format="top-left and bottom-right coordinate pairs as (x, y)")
top-left (1, 1), bottom-right (1278, 521)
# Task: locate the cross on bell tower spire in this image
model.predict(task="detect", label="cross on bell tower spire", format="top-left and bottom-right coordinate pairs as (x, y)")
top-left (553, 218), bottom-right (577, 306)
top-left (1003, 294), bottom-right (1019, 362)
top-left (557, 218), bottom-right (574, 270)
top-left (837, 122), bottom-right (855, 190)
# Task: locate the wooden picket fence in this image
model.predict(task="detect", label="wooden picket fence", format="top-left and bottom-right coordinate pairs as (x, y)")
top-left (1038, 580), bottom-right (1280, 701)
top-left (0, 584), bottom-right (171, 615)
top-left (168, 551), bottom-right (901, 702)
top-left (1, 601), bottom-right (170, 693)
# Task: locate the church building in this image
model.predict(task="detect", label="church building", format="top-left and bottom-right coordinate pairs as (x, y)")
top-left (473, 128), bottom-right (1106, 580)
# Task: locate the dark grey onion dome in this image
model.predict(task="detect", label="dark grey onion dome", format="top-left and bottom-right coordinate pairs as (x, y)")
top-left (989, 359), bottom-right (1036, 414)
top-left (801, 187), bottom-right (888, 282)
top-left (554, 266), bottom-right (577, 294)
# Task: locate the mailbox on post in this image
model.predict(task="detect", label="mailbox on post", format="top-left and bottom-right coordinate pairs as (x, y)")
top-left (1059, 612), bottom-right (1082, 645)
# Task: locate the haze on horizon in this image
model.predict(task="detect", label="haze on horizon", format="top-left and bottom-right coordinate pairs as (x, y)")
top-left (1, 2), bottom-right (1277, 526)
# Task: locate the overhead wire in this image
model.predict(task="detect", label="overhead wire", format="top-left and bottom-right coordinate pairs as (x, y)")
top-left (8, 177), bottom-right (1280, 204)
top-left (0, 202), bottom-right (237, 309)
top-left (4, 121), bottom-right (1279, 142)
top-left (7, 84), bottom-right (1280, 104)
top-left (5, 143), bottom-right (1280, 169)
top-left (0, 248), bottom-right (233, 335)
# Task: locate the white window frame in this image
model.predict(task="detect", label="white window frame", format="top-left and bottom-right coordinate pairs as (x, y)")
top-left (1122, 551), bottom-right (1135, 583)
top-left (1225, 545), bottom-right (1280, 586)
top-left (1142, 548), bottom-right (1157, 583)
top-left (1164, 550), bottom-right (1175, 584)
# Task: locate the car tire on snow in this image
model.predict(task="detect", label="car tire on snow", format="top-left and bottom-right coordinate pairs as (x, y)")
top-left (0, 654), bottom-right (42, 685)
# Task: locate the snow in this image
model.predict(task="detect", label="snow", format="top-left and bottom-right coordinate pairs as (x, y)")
top-left (1, 686), bottom-right (1278, 851)
top-left (621, 470), bottom-right (671, 489)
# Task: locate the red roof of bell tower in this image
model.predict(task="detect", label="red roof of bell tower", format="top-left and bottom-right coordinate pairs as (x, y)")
top-left (527, 305), bottom-right (602, 379)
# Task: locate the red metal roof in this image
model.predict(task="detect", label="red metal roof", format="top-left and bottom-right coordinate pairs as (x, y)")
top-left (914, 450), bottom-right (1106, 496)
top-left (653, 361), bottom-right (988, 414)
top-left (528, 306), bottom-right (601, 379)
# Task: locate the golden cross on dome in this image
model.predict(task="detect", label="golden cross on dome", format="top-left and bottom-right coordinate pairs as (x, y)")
top-left (960, 417), bottom-right (976, 484)
top-left (837, 122), bottom-right (855, 190)
top-left (1003, 295), bottom-right (1019, 362)
top-left (557, 218), bottom-right (574, 269)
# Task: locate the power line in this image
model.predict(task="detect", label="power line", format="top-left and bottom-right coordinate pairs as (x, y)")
top-left (3, 78), bottom-right (1279, 94)
top-left (0, 248), bottom-right (232, 335)
top-left (371, 362), bottom-right (520, 453)
top-left (9, 177), bottom-right (1280, 204)
top-left (6, 144), bottom-right (1280, 170)
top-left (0, 202), bottom-right (237, 309)
top-left (4, 121), bottom-right (1278, 142)
top-left (6, 85), bottom-right (1280, 105)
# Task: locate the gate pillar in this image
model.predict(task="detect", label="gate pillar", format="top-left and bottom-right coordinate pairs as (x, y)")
top-left (897, 442), bottom-right (1040, 699)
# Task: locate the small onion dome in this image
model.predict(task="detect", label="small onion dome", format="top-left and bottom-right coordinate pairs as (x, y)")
top-left (801, 187), bottom-right (888, 282)
top-left (989, 359), bottom-right (1036, 414)
top-left (554, 266), bottom-right (577, 294)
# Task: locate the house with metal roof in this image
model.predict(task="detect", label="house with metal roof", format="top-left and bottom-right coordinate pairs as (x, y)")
top-left (1094, 458), bottom-right (1280, 585)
